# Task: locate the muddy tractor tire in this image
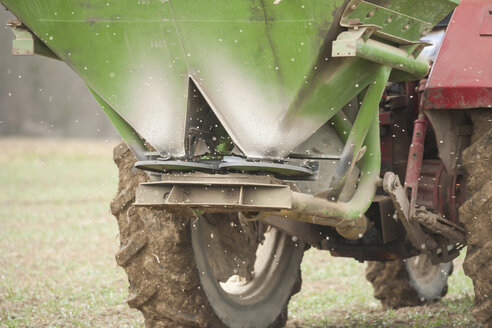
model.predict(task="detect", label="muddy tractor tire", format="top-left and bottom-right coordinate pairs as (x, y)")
top-left (460, 110), bottom-right (492, 326)
top-left (366, 256), bottom-right (452, 308)
top-left (110, 143), bottom-right (304, 328)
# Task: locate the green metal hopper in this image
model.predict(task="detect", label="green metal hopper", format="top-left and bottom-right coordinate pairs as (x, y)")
top-left (1, 0), bottom-right (455, 162)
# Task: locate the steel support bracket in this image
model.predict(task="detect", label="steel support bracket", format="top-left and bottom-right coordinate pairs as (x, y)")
top-left (341, 0), bottom-right (457, 44)
top-left (7, 19), bottom-right (59, 60)
top-left (135, 177), bottom-right (292, 210)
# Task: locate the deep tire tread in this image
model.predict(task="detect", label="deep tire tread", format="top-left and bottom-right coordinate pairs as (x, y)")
top-left (127, 279), bottom-right (159, 309)
top-left (115, 230), bottom-right (148, 266)
top-left (460, 110), bottom-right (492, 326)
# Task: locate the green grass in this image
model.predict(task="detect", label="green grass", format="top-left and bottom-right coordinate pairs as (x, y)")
top-left (0, 138), bottom-right (143, 328)
top-left (288, 250), bottom-right (479, 327)
top-left (0, 138), bottom-right (481, 327)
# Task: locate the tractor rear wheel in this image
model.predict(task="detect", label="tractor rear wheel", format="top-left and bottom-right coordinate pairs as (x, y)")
top-left (110, 143), bottom-right (304, 328)
top-left (460, 110), bottom-right (492, 326)
top-left (366, 256), bottom-right (452, 308)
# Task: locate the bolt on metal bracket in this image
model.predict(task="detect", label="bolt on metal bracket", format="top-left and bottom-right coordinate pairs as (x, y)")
top-left (7, 19), bottom-right (59, 59)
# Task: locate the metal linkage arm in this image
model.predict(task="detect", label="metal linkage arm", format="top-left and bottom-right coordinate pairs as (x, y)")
top-left (383, 172), bottom-right (438, 251)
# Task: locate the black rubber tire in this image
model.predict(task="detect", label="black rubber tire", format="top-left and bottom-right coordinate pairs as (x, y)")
top-left (460, 110), bottom-right (492, 326)
top-left (366, 257), bottom-right (452, 308)
top-left (111, 143), bottom-right (303, 328)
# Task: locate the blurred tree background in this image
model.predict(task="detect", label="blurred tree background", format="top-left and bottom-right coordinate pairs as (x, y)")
top-left (0, 7), bottom-right (118, 139)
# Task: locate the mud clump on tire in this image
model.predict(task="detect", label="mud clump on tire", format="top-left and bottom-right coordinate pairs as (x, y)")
top-left (460, 110), bottom-right (492, 326)
top-left (365, 260), bottom-right (422, 308)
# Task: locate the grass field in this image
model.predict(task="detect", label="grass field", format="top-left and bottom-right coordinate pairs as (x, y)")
top-left (0, 138), bottom-right (482, 328)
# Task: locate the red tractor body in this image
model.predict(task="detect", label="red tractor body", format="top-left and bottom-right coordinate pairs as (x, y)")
top-left (423, 0), bottom-right (492, 110)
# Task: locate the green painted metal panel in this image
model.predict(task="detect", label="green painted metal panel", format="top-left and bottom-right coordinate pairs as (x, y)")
top-left (343, 0), bottom-right (459, 43)
top-left (89, 86), bottom-right (148, 160)
top-left (366, 0), bottom-right (459, 24)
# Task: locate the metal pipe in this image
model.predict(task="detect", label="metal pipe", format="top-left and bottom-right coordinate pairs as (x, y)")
top-left (328, 65), bottom-right (391, 199)
top-left (289, 108), bottom-right (382, 222)
top-left (404, 114), bottom-right (428, 216)
top-left (356, 39), bottom-right (430, 78)
top-left (329, 111), bottom-right (351, 143)
top-left (264, 89), bottom-right (385, 239)
top-left (332, 29), bottom-right (430, 79)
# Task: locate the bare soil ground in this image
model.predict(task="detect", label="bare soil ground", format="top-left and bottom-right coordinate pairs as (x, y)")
top-left (0, 138), bottom-right (482, 327)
